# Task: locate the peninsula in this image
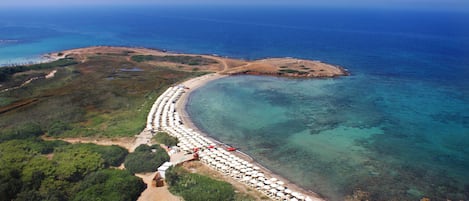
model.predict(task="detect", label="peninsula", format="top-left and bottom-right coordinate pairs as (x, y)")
top-left (0, 46), bottom-right (348, 201)
top-left (49, 46), bottom-right (349, 78)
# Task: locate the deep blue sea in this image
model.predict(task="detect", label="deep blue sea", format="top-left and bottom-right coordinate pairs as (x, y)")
top-left (1, 6), bottom-right (468, 200)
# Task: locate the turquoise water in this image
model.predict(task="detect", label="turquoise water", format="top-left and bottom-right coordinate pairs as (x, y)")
top-left (187, 75), bottom-right (469, 200)
top-left (1, 6), bottom-right (468, 200)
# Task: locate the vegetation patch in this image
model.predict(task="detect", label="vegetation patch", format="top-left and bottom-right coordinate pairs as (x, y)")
top-left (0, 137), bottom-right (144, 201)
top-left (124, 144), bottom-right (169, 174)
top-left (166, 165), bottom-right (236, 201)
top-left (66, 143), bottom-right (129, 167)
top-left (72, 169), bottom-right (146, 201)
top-left (279, 69), bottom-right (300, 74)
top-left (153, 131), bottom-right (179, 147)
top-left (131, 55), bottom-right (218, 66)
top-left (0, 58), bottom-right (77, 82)
top-left (0, 56), bottom-right (202, 138)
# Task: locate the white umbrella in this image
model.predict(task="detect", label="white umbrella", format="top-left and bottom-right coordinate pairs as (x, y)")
top-left (291, 192), bottom-right (299, 197)
top-left (256, 182), bottom-right (264, 187)
top-left (270, 178), bottom-right (278, 182)
top-left (277, 181), bottom-right (285, 185)
top-left (296, 195), bottom-right (305, 200)
top-left (284, 189), bottom-right (292, 194)
top-left (276, 185), bottom-right (285, 191)
top-left (276, 192), bottom-right (285, 198)
top-left (290, 198), bottom-right (299, 201)
top-left (250, 179), bottom-right (257, 184)
top-left (269, 189), bottom-right (278, 194)
top-left (270, 183), bottom-right (278, 189)
top-left (262, 185), bottom-right (271, 190)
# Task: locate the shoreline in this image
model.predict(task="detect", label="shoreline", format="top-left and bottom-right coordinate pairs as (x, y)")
top-left (176, 73), bottom-right (324, 200)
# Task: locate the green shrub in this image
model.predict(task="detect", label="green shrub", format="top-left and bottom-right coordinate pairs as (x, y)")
top-left (134, 144), bottom-right (152, 152)
top-left (72, 169), bottom-right (146, 201)
top-left (130, 55), bottom-right (217, 66)
top-left (47, 121), bottom-right (72, 136)
top-left (0, 58), bottom-right (77, 82)
top-left (166, 166), bottom-right (236, 201)
top-left (124, 145), bottom-right (169, 174)
top-left (153, 132), bottom-right (179, 147)
top-left (279, 69), bottom-right (300, 74)
top-left (0, 123), bottom-right (43, 143)
top-left (67, 143), bottom-right (129, 167)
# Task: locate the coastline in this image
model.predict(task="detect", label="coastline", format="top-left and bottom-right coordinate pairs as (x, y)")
top-left (176, 73), bottom-right (324, 200)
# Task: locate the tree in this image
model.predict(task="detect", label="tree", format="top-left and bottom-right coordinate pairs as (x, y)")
top-left (53, 149), bottom-right (104, 182)
top-left (124, 145), bottom-right (169, 174)
top-left (72, 169), bottom-right (146, 201)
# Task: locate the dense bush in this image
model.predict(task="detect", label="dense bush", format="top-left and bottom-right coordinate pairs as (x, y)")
top-left (72, 169), bottom-right (146, 201)
top-left (130, 55), bottom-right (218, 65)
top-left (0, 122), bottom-right (43, 143)
top-left (0, 58), bottom-right (77, 82)
top-left (134, 144), bottom-right (152, 152)
top-left (0, 138), bottom-right (144, 201)
top-left (47, 121), bottom-right (72, 136)
top-left (153, 132), bottom-right (179, 147)
top-left (166, 166), bottom-right (236, 201)
top-left (67, 143), bottom-right (129, 167)
top-left (124, 144), bottom-right (169, 174)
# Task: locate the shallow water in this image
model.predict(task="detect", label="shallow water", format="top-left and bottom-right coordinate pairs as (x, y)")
top-left (187, 75), bottom-right (469, 200)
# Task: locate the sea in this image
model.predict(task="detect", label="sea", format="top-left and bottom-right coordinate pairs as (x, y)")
top-left (1, 5), bottom-right (468, 200)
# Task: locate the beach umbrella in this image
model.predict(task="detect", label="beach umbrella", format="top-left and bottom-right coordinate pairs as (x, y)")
top-left (284, 189), bottom-right (292, 194)
top-left (253, 166), bottom-right (260, 170)
top-left (276, 192), bottom-right (285, 198)
top-left (270, 178), bottom-right (278, 182)
top-left (262, 185), bottom-right (271, 190)
top-left (257, 176), bottom-right (266, 182)
top-left (264, 180), bottom-right (272, 185)
top-left (296, 194), bottom-right (305, 200)
top-left (305, 197), bottom-right (313, 201)
top-left (290, 198), bottom-right (299, 201)
top-left (256, 181), bottom-right (264, 187)
top-left (270, 183), bottom-right (278, 190)
top-left (269, 189), bottom-right (278, 195)
top-left (250, 179), bottom-right (257, 184)
top-left (276, 185), bottom-right (285, 191)
top-left (277, 181), bottom-right (285, 185)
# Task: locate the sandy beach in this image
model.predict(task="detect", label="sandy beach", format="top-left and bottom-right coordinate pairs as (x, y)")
top-left (175, 73), bottom-right (324, 200)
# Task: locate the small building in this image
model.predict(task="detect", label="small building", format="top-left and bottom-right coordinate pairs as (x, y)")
top-left (152, 172), bottom-right (165, 187)
top-left (157, 162), bottom-right (173, 179)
